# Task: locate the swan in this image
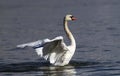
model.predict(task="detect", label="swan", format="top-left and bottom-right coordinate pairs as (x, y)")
top-left (17, 14), bottom-right (77, 66)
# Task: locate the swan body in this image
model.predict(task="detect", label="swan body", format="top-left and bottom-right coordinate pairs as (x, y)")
top-left (17, 14), bottom-right (77, 66)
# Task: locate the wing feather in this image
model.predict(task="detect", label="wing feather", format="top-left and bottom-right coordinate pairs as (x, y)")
top-left (35, 36), bottom-right (68, 62)
top-left (17, 36), bottom-right (68, 64)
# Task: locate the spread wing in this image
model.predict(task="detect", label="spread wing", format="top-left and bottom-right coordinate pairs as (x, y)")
top-left (17, 36), bottom-right (69, 63)
top-left (34, 36), bottom-right (69, 64)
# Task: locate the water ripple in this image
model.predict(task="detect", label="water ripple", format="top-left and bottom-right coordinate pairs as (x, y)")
top-left (0, 61), bottom-right (99, 72)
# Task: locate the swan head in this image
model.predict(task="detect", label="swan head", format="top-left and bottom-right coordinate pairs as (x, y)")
top-left (65, 14), bottom-right (77, 21)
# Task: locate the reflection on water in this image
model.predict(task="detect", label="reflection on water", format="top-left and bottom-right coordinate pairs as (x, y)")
top-left (0, 61), bottom-right (99, 76)
top-left (0, 61), bottom-right (120, 76)
top-left (40, 65), bottom-right (76, 76)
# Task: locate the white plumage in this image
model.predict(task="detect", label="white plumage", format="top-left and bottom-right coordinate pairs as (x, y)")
top-left (17, 14), bottom-right (77, 66)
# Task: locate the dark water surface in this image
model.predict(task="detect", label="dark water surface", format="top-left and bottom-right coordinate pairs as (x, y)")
top-left (0, 0), bottom-right (120, 76)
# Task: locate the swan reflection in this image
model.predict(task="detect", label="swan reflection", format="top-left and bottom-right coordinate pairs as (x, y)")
top-left (36, 64), bottom-right (76, 76)
top-left (0, 61), bottom-right (99, 76)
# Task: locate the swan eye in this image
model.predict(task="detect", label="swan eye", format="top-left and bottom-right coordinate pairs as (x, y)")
top-left (70, 16), bottom-right (77, 20)
top-left (70, 16), bottom-right (74, 18)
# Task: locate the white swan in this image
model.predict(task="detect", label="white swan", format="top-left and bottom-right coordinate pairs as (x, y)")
top-left (17, 14), bottom-right (77, 66)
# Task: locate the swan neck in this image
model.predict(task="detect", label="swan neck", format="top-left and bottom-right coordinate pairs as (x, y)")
top-left (64, 19), bottom-right (76, 47)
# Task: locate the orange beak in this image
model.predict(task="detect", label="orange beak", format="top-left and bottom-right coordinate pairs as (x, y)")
top-left (71, 17), bottom-right (77, 21)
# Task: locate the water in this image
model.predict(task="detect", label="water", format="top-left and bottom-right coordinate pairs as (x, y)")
top-left (0, 0), bottom-right (120, 76)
